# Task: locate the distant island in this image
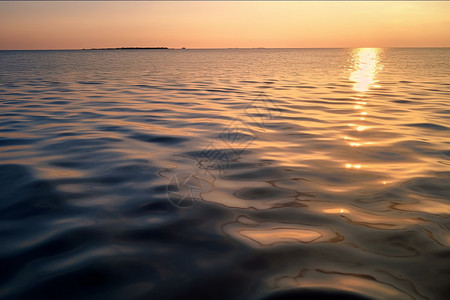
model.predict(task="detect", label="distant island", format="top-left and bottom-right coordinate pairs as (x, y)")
top-left (86, 47), bottom-right (170, 50)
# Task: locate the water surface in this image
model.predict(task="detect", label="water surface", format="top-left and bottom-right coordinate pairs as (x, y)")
top-left (0, 48), bottom-right (449, 299)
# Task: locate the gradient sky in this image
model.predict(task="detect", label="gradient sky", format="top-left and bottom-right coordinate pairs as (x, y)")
top-left (1, 1), bottom-right (449, 50)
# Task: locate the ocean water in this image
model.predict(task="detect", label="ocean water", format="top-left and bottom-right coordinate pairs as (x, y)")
top-left (0, 48), bottom-right (449, 300)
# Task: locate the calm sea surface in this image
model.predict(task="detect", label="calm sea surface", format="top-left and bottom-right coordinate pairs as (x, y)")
top-left (0, 48), bottom-right (449, 300)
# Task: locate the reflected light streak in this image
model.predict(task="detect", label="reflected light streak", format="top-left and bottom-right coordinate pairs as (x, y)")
top-left (345, 164), bottom-right (362, 169)
top-left (343, 49), bottom-right (382, 174)
top-left (323, 208), bottom-right (350, 214)
top-left (349, 48), bottom-right (382, 93)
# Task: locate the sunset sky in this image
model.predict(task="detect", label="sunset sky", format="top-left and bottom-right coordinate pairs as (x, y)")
top-left (1, 1), bottom-right (449, 50)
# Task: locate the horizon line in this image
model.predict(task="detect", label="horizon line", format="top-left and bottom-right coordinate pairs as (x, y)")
top-left (1, 46), bottom-right (450, 51)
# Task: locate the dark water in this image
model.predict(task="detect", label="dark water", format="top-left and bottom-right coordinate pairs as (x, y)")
top-left (0, 48), bottom-right (449, 300)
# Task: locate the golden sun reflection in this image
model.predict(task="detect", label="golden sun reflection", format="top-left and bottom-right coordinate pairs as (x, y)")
top-left (345, 163), bottom-right (362, 169)
top-left (323, 208), bottom-right (350, 214)
top-left (349, 48), bottom-right (382, 93)
top-left (343, 49), bottom-right (383, 171)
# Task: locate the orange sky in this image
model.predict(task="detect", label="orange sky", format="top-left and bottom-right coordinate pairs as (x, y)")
top-left (0, 1), bottom-right (449, 50)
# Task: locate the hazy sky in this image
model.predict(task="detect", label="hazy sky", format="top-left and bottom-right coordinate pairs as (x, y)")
top-left (1, 1), bottom-right (449, 50)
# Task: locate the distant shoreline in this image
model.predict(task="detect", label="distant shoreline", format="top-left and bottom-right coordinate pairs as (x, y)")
top-left (86, 47), bottom-right (171, 50)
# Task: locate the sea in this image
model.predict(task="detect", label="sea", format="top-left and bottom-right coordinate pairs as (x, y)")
top-left (0, 48), bottom-right (449, 300)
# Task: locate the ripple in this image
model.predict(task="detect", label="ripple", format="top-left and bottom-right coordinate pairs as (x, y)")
top-left (223, 216), bottom-right (342, 247)
top-left (128, 133), bottom-right (188, 145)
top-left (403, 123), bottom-right (448, 131)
